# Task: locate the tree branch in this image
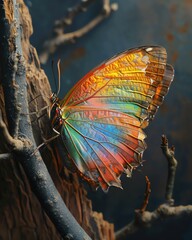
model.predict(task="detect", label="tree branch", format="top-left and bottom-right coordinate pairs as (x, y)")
top-left (39, 0), bottom-right (118, 63)
top-left (115, 204), bottom-right (192, 240)
top-left (115, 135), bottom-right (182, 240)
top-left (0, 1), bottom-right (91, 239)
top-left (161, 134), bottom-right (178, 205)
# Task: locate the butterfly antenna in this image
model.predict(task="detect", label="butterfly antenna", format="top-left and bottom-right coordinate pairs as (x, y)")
top-left (51, 59), bottom-right (58, 95)
top-left (56, 59), bottom-right (61, 97)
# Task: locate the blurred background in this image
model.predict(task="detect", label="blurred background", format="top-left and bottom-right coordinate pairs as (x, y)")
top-left (28, 0), bottom-right (192, 239)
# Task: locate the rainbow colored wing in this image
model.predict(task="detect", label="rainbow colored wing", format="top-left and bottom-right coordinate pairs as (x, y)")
top-left (59, 46), bottom-right (174, 191)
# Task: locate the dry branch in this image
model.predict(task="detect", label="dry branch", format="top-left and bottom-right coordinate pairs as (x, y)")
top-left (39, 0), bottom-right (118, 63)
top-left (115, 135), bottom-right (188, 240)
top-left (140, 176), bottom-right (151, 213)
top-left (0, 1), bottom-right (91, 239)
top-left (115, 204), bottom-right (192, 240)
top-left (161, 134), bottom-right (178, 205)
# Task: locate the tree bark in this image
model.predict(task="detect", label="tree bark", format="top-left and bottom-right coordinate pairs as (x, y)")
top-left (0, 1), bottom-right (114, 239)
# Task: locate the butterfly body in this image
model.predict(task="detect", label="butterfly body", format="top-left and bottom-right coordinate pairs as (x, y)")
top-left (50, 46), bottom-right (174, 191)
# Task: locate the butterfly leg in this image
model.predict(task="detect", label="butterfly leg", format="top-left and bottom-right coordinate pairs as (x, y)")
top-left (21, 106), bottom-right (49, 117)
top-left (32, 131), bottom-right (61, 156)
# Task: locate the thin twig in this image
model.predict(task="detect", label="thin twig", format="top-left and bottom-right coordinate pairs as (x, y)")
top-left (39, 0), bottom-right (118, 63)
top-left (140, 176), bottom-right (151, 213)
top-left (54, 0), bottom-right (97, 33)
top-left (114, 176), bottom-right (151, 239)
top-left (161, 134), bottom-right (178, 205)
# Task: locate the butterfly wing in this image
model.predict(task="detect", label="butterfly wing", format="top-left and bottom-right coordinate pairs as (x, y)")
top-left (59, 46), bottom-right (174, 191)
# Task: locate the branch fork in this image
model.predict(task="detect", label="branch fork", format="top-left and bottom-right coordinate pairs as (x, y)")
top-left (115, 135), bottom-right (180, 240)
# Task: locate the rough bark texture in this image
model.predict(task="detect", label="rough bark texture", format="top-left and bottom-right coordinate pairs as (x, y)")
top-left (0, 1), bottom-right (114, 239)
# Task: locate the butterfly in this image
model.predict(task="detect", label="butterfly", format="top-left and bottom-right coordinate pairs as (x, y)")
top-left (50, 46), bottom-right (174, 191)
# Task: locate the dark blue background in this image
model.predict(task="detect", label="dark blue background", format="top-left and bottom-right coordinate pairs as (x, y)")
top-left (28, 0), bottom-right (192, 238)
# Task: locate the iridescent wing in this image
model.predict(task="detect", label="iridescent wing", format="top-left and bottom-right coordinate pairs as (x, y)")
top-left (59, 46), bottom-right (174, 191)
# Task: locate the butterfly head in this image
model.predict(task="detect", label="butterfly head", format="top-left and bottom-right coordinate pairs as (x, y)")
top-left (50, 93), bottom-right (63, 130)
top-left (50, 92), bottom-right (59, 105)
